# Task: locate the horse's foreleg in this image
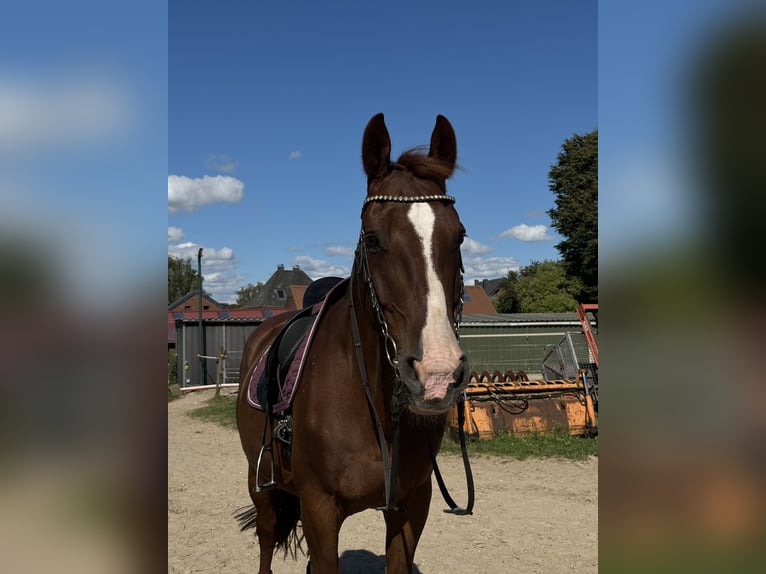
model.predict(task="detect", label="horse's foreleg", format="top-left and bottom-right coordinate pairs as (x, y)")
top-left (384, 480), bottom-right (432, 574)
top-left (299, 490), bottom-right (342, 574)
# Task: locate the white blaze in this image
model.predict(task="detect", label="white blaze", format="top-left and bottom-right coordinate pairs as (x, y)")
top-left (407, 203), bottom-right (463, 401)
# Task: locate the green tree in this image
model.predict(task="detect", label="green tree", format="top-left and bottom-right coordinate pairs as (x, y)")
top-left (234, 282), bottom-right (264, 307)
top-left (513, 260), bottom-right (581, 313)
top-left (495, 269), bottom-right (520, 313)
top-left (547, 130), bottom-right (598, 303)
top-left (168, 256), bottom-right (201, 305)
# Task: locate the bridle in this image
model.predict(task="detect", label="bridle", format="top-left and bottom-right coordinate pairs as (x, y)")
top-left (359, 193), bottom-right (464, 344)
top-left (349, 193), bottom-right (474, 515)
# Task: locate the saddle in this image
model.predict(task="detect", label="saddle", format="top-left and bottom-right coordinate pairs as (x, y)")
top-left (252, 276), bottom-right (345, 413)
top-left (249, 276), bottom-right (345, 492)
top-left (256, 306), bottom-right (315, 411)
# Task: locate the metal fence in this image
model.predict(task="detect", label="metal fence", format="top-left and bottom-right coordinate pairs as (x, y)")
top-left (540, 331), bottom-right (598, 406)
top-left (175, 321), bottom-right (257, 388)
top-left (174, 320), bottom-right (597, 390)
top-left (540, 332), bottom-right (593, 378)
top-left (459, 331), bottom-right (586, 376)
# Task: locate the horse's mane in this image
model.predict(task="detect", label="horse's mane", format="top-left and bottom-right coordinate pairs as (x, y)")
top-left (394, 146), bottom-right (457, 182)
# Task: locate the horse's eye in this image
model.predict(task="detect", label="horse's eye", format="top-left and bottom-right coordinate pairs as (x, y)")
top-left (458, 225), bottom-right (466, 246)
top-left (365, 233), bottom-right (381, 252)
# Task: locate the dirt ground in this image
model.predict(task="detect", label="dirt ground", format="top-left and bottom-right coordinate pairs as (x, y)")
top-left (168, 389), bottom-right (597, 573)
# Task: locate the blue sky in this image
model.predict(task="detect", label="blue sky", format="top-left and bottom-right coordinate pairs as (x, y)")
top-left (168, 1), bottom-right (597, 303)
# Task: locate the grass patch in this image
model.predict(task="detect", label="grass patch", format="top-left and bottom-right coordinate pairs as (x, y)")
top-left (186, 394), bottom-right (598, 460)
top-left (188, 393), bottom-right (238, 429)
top-left (440, 426), bottom-right (597, 460)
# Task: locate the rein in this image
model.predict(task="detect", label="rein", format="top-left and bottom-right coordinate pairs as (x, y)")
top-left (350, 193), bottom-right (474, 515)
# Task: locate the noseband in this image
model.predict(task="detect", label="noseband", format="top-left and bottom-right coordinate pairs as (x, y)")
top-left (349, 193), bottom-right (473, 515)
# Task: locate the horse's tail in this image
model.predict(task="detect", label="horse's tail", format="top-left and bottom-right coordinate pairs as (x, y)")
top-left (233, 504), bottom-right (259, 530)
top-left (234, 490), bottom-right (304, 559)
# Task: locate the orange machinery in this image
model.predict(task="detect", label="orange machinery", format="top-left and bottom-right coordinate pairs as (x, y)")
top-left (448, 370), bottom-right (597, 439)
top-left (448, 304), bottom-right (599, 439)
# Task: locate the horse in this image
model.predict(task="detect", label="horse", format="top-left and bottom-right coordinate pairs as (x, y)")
top-left (236, 113), bottom-right (470, 574)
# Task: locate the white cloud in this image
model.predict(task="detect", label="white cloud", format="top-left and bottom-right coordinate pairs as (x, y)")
top-left (499, 224), bottom-right (552, 242)
top-left (168, 174), bottom-right (244, 213)
top-left (462, 255), bottom-right (520, 283)
top-left (293, 256), bottom-right (349, 279)
top-left (167, 241), bottom-right (242, 303)
top-left (461, 237), bottom-right (493, 256)
top-left (324, 244), bottom-right (355, 258)
top-left (198, 270), bottom-right (245, 304)
top-left (207, 248), bottom-right (235, 275)
top-left (168, 226), bottom-right (184, 242)
top-left (168, 242), bottom-right (235, 267)
top-left (288, 150), bottom-right (303, 160)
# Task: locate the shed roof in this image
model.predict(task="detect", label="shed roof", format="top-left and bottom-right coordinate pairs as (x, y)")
top-left (461, 312), bottom-right (590, 328)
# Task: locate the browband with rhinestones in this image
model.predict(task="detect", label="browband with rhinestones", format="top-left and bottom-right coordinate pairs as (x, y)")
top-left (363, 194), bottom-right (456, 207)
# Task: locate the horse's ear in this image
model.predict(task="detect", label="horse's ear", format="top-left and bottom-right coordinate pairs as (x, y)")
top-left (362, 113), bottom-right (391, 180)
top-left (428, 115), bottom-right (457, 176)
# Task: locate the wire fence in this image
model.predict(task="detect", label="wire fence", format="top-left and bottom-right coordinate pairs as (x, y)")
top-left (459, 331), bottom-right (593, 377)
top-left (173, 322), bottom-right (598, 391)
top-left (541, 332), bottom-right (595, 380)
top-left (540, 331), bottom-right (598, 406)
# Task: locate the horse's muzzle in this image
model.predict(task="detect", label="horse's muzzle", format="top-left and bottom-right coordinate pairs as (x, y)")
top-left (400, 354), bottom-right (468, 415)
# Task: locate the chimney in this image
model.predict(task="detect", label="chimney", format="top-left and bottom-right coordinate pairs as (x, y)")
top-left (277, 264), bottom-right (284, 271)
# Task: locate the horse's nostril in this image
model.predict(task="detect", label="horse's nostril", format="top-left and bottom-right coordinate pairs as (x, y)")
top-left (452, 358), bottom-right (468, 387)
top-left (399, 355), bottom-right (418, 377)
top-left (399, 355), bottom-right (423, 394)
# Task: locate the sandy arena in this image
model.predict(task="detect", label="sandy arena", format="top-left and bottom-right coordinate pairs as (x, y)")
top-left (168, 389), bottom-right (597, 573)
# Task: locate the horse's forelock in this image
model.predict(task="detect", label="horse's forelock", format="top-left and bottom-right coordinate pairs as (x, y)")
top-left (395, 147), bottom-right (457, 183)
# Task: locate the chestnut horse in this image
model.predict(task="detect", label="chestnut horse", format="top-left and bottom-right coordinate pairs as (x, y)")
top-left (236, 113), bottom-right (470, 573)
